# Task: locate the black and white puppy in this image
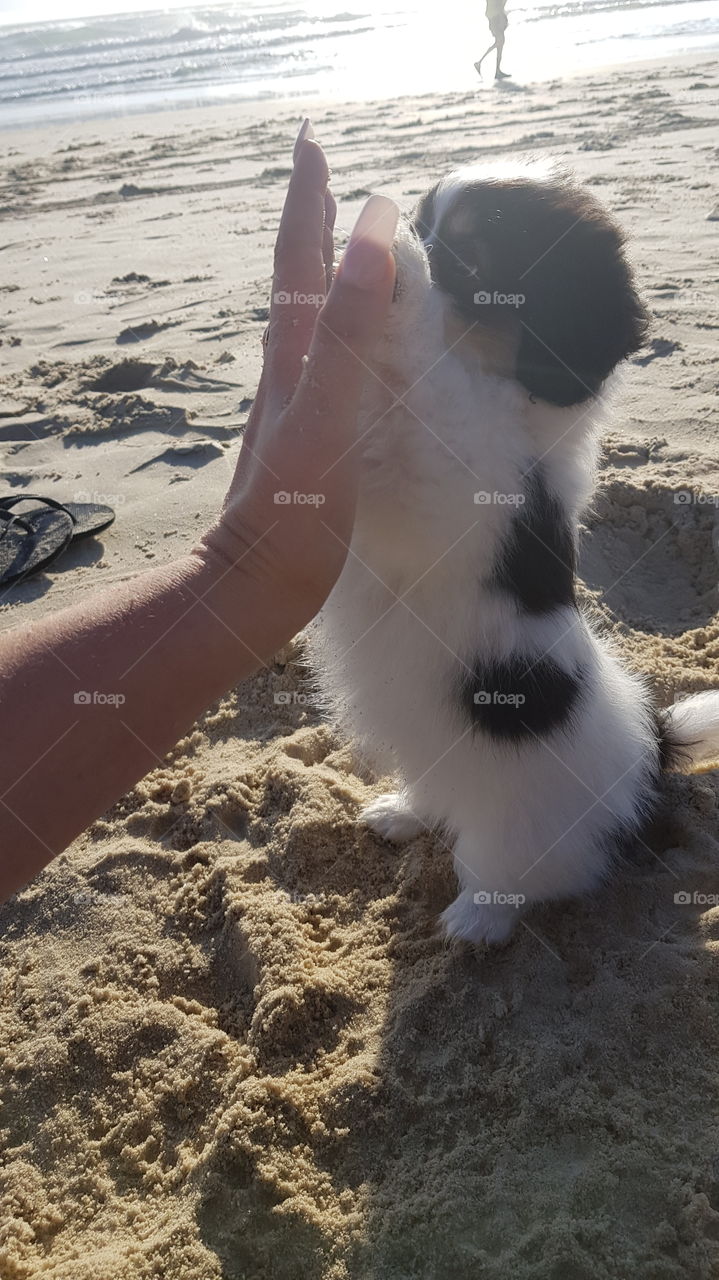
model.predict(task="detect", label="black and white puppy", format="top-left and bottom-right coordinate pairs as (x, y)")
top-left (308, 160), bottom-right (719, 945)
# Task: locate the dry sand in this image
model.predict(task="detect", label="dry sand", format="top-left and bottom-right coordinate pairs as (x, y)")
top-left (2, 54), bottom-right (719, 1280)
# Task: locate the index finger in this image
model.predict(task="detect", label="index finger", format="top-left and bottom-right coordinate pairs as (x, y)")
top-left (265, 127), bottom-right (330, 407)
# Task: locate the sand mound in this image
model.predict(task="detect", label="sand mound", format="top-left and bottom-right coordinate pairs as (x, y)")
top-left (91, 360), bottom-right (158, 394)
top-left (3, 610), bottom-right (719, 1279)
top-left (582, 475), bottom-right (719, 634)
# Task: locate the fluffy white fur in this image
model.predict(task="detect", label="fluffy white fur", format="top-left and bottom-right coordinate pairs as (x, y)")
top-left (308, 172), bottom-right (719, 945)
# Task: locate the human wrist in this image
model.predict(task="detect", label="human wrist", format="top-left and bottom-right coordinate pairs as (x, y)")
top-left (188, 524), bottom-right (315, 665)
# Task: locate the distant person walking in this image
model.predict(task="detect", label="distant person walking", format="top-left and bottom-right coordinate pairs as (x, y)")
top-left (475, 0), bottom-right (510, 80)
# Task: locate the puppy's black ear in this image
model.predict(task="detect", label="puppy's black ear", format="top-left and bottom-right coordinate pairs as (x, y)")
top-left (414, 183), bottom-right (439, 242)
top-left (514, 187), bottom-right (649, 406)
top-left (418, 173), bottom-right (649, 407)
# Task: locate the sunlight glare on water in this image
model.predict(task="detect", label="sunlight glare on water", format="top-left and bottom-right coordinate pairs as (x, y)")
top-left (0, 0), bottom-right (716, 125)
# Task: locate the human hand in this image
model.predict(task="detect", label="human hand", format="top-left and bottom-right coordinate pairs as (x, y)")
top-left (200, 120), bottom-right (398, 627)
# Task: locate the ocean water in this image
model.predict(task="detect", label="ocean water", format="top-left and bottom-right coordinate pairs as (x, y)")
top-left (0, 0), bottom-right (717, 127)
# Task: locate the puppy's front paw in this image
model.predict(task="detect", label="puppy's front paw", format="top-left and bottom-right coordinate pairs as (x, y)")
top-left (360, 792), bottom-right (424, 843)
top-left (440, 889), bottom-right (520, 946)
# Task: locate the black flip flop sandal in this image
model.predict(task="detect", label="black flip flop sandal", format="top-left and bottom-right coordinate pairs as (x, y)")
top-left (0, 505), bottom-right (75, 589)
top-left (0, 494), bottom-right (116, 541)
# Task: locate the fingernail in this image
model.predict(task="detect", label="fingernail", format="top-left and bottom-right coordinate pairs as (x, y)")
top-left (324, 189), bottom-right (337, 233)
top-left (341, 195), bottom-right (399, 288)
top-left (293, 117), bottom-right (314, 163)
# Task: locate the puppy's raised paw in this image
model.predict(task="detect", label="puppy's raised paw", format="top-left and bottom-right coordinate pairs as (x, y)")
top-left (359, 792), bottom-right (424, 843)
top-left (441, 889), bottom-right (520, 946)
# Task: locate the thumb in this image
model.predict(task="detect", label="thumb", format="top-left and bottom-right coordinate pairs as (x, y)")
top-left (285, 194), bottom-right (398, 461)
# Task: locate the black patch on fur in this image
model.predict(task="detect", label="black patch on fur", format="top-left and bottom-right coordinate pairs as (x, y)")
top-left (602, 766), bottom-right (663, 868)
top-left (491, 467), bottom-right (576, 614)
top-left (414, 173), bottom-right (649, 407)
top-left (598, 709), bottom-right (673, 868)
top-left (653, 705), bottom-right (692, 772)
top-left (461, 654), bottom-right (583, 742)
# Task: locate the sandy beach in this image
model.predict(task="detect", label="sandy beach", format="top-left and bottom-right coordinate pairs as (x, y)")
top-left (2, 52), bottom-right (719, 1279)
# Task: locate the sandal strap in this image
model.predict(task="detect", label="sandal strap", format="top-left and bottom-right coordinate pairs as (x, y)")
top-left (0, 509), bottom-right (34, 540)
top-left (0, 494), bottom-right (77, 525)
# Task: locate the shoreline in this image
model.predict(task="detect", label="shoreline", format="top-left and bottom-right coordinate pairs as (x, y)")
top-left (0, 48), bottom-right (717, 136)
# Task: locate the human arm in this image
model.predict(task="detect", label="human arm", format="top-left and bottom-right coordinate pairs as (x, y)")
top-left (0, 126), bottom-right (397, 902)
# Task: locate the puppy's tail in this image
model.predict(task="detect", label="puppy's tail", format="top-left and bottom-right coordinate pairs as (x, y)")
top-left (660, 692), bottom-right (719, 774)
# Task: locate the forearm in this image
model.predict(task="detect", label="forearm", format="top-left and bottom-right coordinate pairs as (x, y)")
top-left (0, 548), bottom-right (299, 901)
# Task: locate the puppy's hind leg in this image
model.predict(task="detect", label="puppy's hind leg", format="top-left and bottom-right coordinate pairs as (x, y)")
top-left (440, 832), bottom-right (526, 945)
top-left (359, 790), bottom-right (427, 843)
top-left (440, 888), bottom-right (522, 946)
